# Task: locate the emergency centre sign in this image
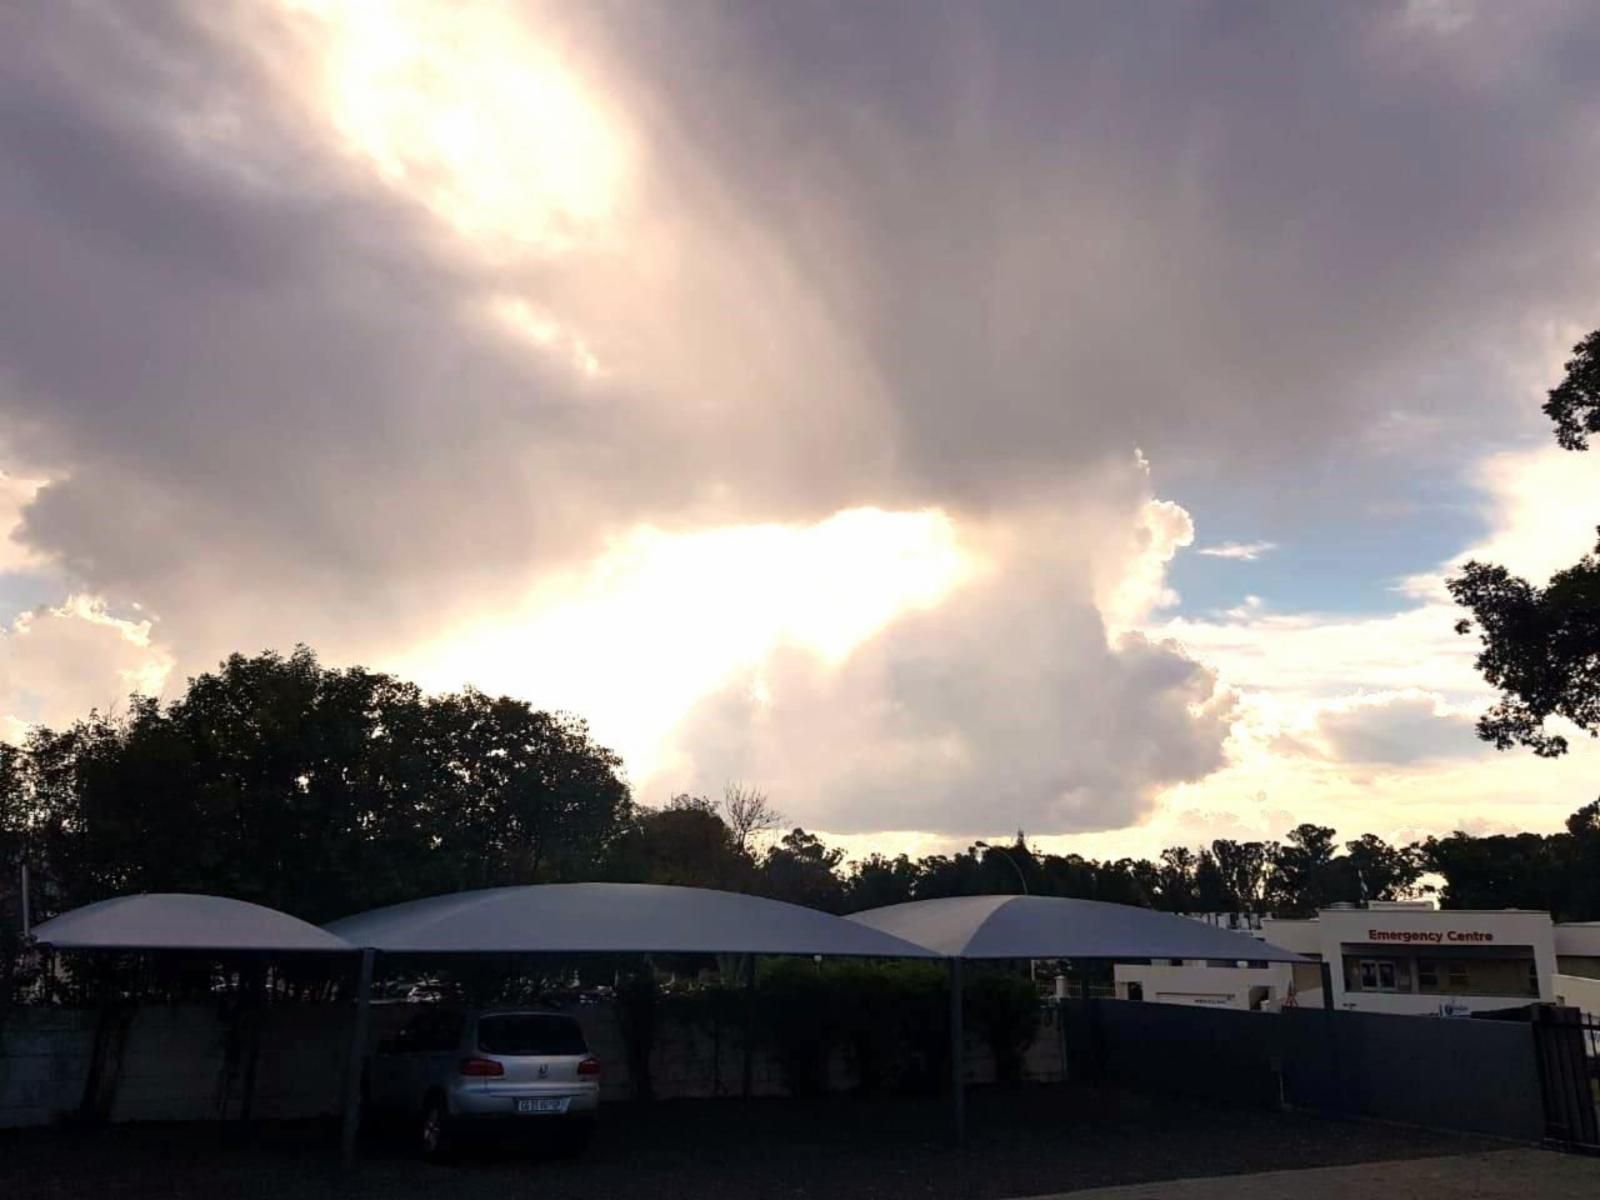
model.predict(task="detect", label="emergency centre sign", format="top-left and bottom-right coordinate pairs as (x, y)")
top-left (1365, 929), bottom-right (1495, 944)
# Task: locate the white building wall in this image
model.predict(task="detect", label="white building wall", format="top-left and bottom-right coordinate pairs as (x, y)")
top-left (1554, 972), bottom-right (1600, 1020)
top-left (1312, 907), bottom-right (1555, 1014)
top-left (1112, 961), bottom-right (1292, 1010)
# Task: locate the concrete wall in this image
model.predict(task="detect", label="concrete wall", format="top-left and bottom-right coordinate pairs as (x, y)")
top-left (0, 999), bottom-right (1067, 1129)
top-left (1112, 961), bottom-right (1293, 1010)
top-left (0, 1003), bottom-right (352, 1128)
top-left (1553, 973), bottom-right (1600, 1020)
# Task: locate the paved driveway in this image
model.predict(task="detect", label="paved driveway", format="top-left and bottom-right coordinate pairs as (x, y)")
top-left (1033, 1150), bottom-right (1600, 1200)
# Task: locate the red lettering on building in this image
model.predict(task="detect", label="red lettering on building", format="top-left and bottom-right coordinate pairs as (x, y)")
top-left (1363, 928), bottom-right (1494, 944)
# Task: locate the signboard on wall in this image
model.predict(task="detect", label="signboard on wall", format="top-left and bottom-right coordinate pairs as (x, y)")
top-left (1366, 929), bottom-right (1495, 945)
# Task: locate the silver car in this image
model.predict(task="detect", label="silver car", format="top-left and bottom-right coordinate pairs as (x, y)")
top-left (367, 1007), bottom-right (601, 1160)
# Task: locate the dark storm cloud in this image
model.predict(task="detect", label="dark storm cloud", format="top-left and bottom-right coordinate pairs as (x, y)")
top-left (587, 0), bottom-right (1600, 498)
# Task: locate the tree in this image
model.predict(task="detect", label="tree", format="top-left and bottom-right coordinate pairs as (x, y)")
top-left (1209, 839), bottom-right (1274, 913)
top-left (1451, 329), bottom-right (1600, 755)
top-left (1155, 846), bottom-right (1199, 912)
top-left (607, 795), bottom-right (751, 890)
top-left (3, 647), bottom-right (635, 924)
top-left (1421, 831), bottom-right (1567, 914)
top-left (759, 828), bottom-right (845, 912)
top-left (1267, 824), bottom-right (1342, 916)
top-left (843, 853), bottom-right (922, 910)
top-left (1339, 834), bottom-right (1423, 903)
top-left (1418, 802), bottom-right (1600, 921)
top-left (721, 784), bottom-right (782, 854)
top-left (1564, 799), bottom-right (1600, 920)
top-left (1542, 328), bottom-right (1600, 450)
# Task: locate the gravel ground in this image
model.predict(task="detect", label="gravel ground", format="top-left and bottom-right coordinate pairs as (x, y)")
top-left (0, 1086), bottom-right (1506, 1200)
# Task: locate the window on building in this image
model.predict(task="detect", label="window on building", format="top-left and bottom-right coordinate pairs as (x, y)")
top-left (1414, 956), bottom-right (1538, 997)
top-left (1358, 959), bottom-right (1398, 992)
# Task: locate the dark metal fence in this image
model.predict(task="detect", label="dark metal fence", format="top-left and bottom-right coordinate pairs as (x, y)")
top-left (1058, 998), bottom-right (1551, 1144)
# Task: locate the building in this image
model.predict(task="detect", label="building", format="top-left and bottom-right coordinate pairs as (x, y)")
top-left (1112, 902), bottom-right (1600, 1017)
top-left (1109, 913), bottom-right (1307, 1012)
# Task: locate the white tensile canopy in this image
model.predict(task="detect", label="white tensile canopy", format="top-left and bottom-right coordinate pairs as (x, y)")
top-left (847, 894), bottom-right (1306, 962)
top-left (28, 893), bottom-right (353, 953)
top-left (325, 882), bottom-right (942, 959)
top-left (322, 882), bottom-right (942, 1165)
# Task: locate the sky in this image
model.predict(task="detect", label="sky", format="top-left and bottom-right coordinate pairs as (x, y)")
top-left (3, 0), bottom-right (1600, 861)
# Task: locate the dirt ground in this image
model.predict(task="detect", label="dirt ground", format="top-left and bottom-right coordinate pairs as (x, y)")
top-left (0, 1086), bottom-right (1526, 1200)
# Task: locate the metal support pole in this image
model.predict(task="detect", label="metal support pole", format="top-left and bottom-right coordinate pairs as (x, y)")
top-left (742, 954), bottom-right (756, 1100)
top-left (1318, 959), bottom-right (1349, 1115)
top-left (948, 958), bottom-right (965, 1146)
top-left (339, 948), bottom-right (375, 1171)
top-left (19, 862), bottom-right (30, 937)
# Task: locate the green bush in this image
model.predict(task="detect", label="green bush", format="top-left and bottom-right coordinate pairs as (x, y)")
top-left (758, 959), bottom-right (837, 1095)
top-left (757, 959), bottom-right (953, 1096)
top-left (965, 971), bottom-right (1039, 1084)
top-left (614, 968), bottom-right (660, 1100)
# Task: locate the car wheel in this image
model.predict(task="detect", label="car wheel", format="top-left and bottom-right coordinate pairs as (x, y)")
top-left (419, 1095), bottom-right (456, 1163)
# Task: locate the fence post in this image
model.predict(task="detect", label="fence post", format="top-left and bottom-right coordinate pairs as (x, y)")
top-left (1317, 961), bottom-right (1351, 1115)
top-left (742, 954), bottom-right (756, 1100)
top-left (948, 958), bottom-right (965, 1146)
top-left (339, 948), bottom-right (374, 1171)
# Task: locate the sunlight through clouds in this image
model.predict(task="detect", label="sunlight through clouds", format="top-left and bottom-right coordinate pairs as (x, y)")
top-left (396, 508), bottom-right (976, 785)
top-left (281, 0), bottom-right (632, 256)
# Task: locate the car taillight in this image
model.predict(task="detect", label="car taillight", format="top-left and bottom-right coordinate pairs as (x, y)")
top-left (577, 1056), bottom-right (602, 1078)
top-left (459, 1057), bottom-right (505, 1077)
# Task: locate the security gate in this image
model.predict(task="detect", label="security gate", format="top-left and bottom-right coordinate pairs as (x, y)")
top-left (1532, 1006), bottom-right (1600, 1151)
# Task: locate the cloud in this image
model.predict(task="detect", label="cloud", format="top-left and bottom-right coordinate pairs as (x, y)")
top-left (0, 472), bottom-right (47, 574)
top-left (1196, 541), bottom-right (1277, 561)
top-left (0, 596), bottom-right (173, 738)
top-left (2, 2), bottom-right (1600, 845)
top-left (1313, 691), bottom-right (1481, 765)
top-left (660, 475), bottom-right (1236, 835)
top-left (393, 505), bottom-right (974, 781)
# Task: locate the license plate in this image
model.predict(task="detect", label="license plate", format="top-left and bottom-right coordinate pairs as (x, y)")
top-left (515, 1098), bottom-right (569, 1115)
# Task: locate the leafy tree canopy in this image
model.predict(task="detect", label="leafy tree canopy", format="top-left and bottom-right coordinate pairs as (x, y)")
top-left (1452, 328), bottom-right (1600, 754)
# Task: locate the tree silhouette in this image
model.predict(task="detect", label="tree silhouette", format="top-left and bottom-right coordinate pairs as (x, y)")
top-left (1451, 329), bottom-right (1600, 755)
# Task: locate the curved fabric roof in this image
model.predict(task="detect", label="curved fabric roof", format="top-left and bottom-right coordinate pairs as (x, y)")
top-left (326, 883), bottom-right (941, 958)
top-left (30, 894), bottom-right (353, 953)
top-left (848, 895), bottom-right (1306, 962)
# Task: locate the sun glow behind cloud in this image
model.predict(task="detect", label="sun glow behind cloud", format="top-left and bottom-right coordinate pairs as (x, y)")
top-left (397, 508), bottom-right (976, 787)
top-left (282, 0), bottom-right (631, 256)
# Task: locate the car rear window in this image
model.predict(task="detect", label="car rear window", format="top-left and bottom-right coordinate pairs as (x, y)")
top-left (476, 1014), bottom-right (587, 1056)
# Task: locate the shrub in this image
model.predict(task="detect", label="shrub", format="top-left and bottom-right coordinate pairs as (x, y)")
top-left (965, 971), bottom-right (1039, 1084)
top-left (614, 967), bottom-right (660, 1100)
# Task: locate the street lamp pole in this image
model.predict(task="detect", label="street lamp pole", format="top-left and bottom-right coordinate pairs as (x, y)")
top-left (975, 841), bottom-right (1034, 983)
top-left (975, 841), bottom-right (1029, 895)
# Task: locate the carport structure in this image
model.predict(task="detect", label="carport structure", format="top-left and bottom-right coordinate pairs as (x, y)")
top-left (30, 894), bottom-right (353, 955)
top-left (27, 888), bottom-right (1308, 1160)
top-left (324, 883), bottom-right (943, 1165)
top-left (26, 895), bottom-right (357, 1125)
top-left (848, 894), bottom-right (1310, 1142)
